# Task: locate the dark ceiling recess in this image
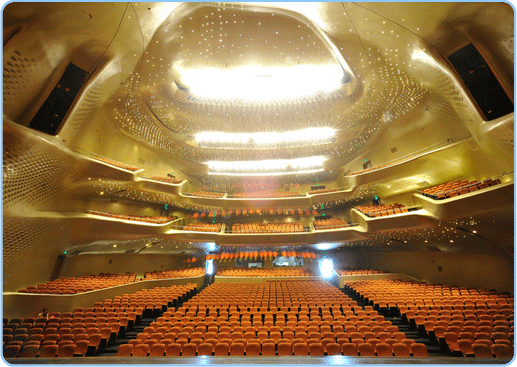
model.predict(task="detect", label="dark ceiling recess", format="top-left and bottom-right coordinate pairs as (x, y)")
top-left (28, 62), bottom-right (88, 135)
top-left (426, 246), bottom-right (442, 252)
top-left (448, 43), bottom-right (513, 121)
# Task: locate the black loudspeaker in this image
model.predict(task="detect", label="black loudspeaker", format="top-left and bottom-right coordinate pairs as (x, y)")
top-left (28, 62), bottom-right (88, 135)
top-left (448, 43), bottom-right (513, 121)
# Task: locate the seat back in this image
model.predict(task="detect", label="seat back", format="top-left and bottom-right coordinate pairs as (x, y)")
top-left (357, 342), bottom-right (375, 356)
top-left (132, 343), bottom-right (149, 357)
top-left (181, 343), bottom-right (197, 356)
top-left (214, 342), bottom-right (229, 356)
top-left (116, 344), bottom-right (133, 357)
top-left (165, 343), bottom-right (181, 357)
top-left (57, 343), bottom-right (76, 357)
top-left (308, 342), bottom-right (324, 356)
top-left (471, 343), bottom-right (493, 358)
top-left (39, 344), bottom-right (58, 358)
top-left (392, 342), bottom-right (410, 357)
top-left (197, 343), bottom-right (213, 356)
top-left (3, 345), bottom-right (21, 358)
top-left (293, 342), bottom-right (308, 356)
top-left (18, 344), bottom-right (39, 358)
top-left (492, 343), bottom-right (513, 358)
top-left (410, 343), bottom-right (429, 357)
top-left (149, 343), bottom-right (166, 357)
top-left (245, 342), bottom-right (260, 356)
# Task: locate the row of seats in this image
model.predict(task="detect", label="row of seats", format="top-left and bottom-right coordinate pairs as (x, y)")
top-left (19, 273), bottom-right (139, 294)
top-left (90, 211), bottom-right (178, 224)
top-left (355, 203), bottom-right (408, 217)
top-left (148, 176), bottom-right (183, 184)
top-left (344, 279), bottom-right (513, 358)
top-left (144, 268), bottom-right (205, 279)
top-left (94, 157), bottom-right (141, 172)
top-left (116, 336), bottom-right (429, 357)
top-left (117, 281), bottom-right (429, 357)
top-left (313, 218), bottom-right (349, 230)
top-left (231, 222), bottom-right (304, 233)
top-left (422, 177), bottom-right (501, 200)
top-left (3, 284), bottom-right (197, 359)
top-left (189, 191), bottom-right (225, 198)
top-left (183, 223), bottom-right (222, 232)
top-left (336, 269), bottom-right (386, 276)
top-left (209, 251), bottom-right (319, 260)
top-left (188, 208), bottom-right (322, 219)
top-left (217, 269), bottom-right (312, 277)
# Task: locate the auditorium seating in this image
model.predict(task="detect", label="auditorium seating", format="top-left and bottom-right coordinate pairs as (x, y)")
top-left (421, 177), bottom-right (502, 200)
top-left (212, 250), bottom-right (318, 262)
top-left (118, 280), bottom-right (429, 357)
top-left (217, 268), bottom-right (312, 277)
top-left (189, 191), bottom-right (225, 198)
top-left (313, 218), bottom-right (349, 230)
top-left (343, 279), bottom-right (513, 358)
top-left (89, 211), bottom-right (178, 224)
top-left (19, 273), bottom-right (139, 294)
top-left (336, 269), bottom-right (387, 276)
top-left (144, 268), bottom-right (205, 279)
top-left (93, 157), bottom-right (141, 172)
top-left (231, 222), bottom-right (304, 234)
top-left (148, 176), bottom-right (183, 184)
top-left (183, 223), bottom-right (222, 233)
top-left (355, 203), bottom-right (408, 217)
top-left (4, 284), bottom-right (197, 358)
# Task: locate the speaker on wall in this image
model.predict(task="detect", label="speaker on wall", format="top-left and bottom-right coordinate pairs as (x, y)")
top-left (28, 62), bottom-right (88, 135)
top-left (448, 43), bottom-right (513, 121)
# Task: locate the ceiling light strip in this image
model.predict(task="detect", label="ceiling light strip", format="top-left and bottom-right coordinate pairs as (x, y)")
top-left (195, 127), bottom-right (336, 148)
top-left (208, 168), bottom-right (325, 176)
top-left (207, 156), bottom-right (326, 176)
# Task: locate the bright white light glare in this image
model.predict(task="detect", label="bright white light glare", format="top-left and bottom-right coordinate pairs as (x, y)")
top-left (315, 243), bottom-right (333, 251)
top-left (179, 65), bottom-right (344, 102)
top-left (319, 258), bottom-right (334, 279)
top-left (206, 259), bottom-right (214, 275)
top-left (411, 49), bottom-right (441, 68)
top-left (207, 156), bottom-right (326, 176)
top-left (206, 242), bottom-right (217, 252)
top-left (195, 127), bottom-right (335, 148)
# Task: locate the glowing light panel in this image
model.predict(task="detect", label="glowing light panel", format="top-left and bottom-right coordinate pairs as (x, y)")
top-left (206, 259), bottom-right (214, 275)
top-left (195, 127), bottom-right (336, 148)
top-left (178, 65), bottom-right (345, 102)
top-left (207, 156), bottom-right (326, 176)
top-left (319, 258), bottom-right (334, 279)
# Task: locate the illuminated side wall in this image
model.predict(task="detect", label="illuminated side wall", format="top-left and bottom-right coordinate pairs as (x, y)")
top-left (348, 250), bottom-right (513, 294)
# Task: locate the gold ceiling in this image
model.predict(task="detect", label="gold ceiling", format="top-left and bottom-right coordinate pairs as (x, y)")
top-left (4, 2), bottom-right (513, 184)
